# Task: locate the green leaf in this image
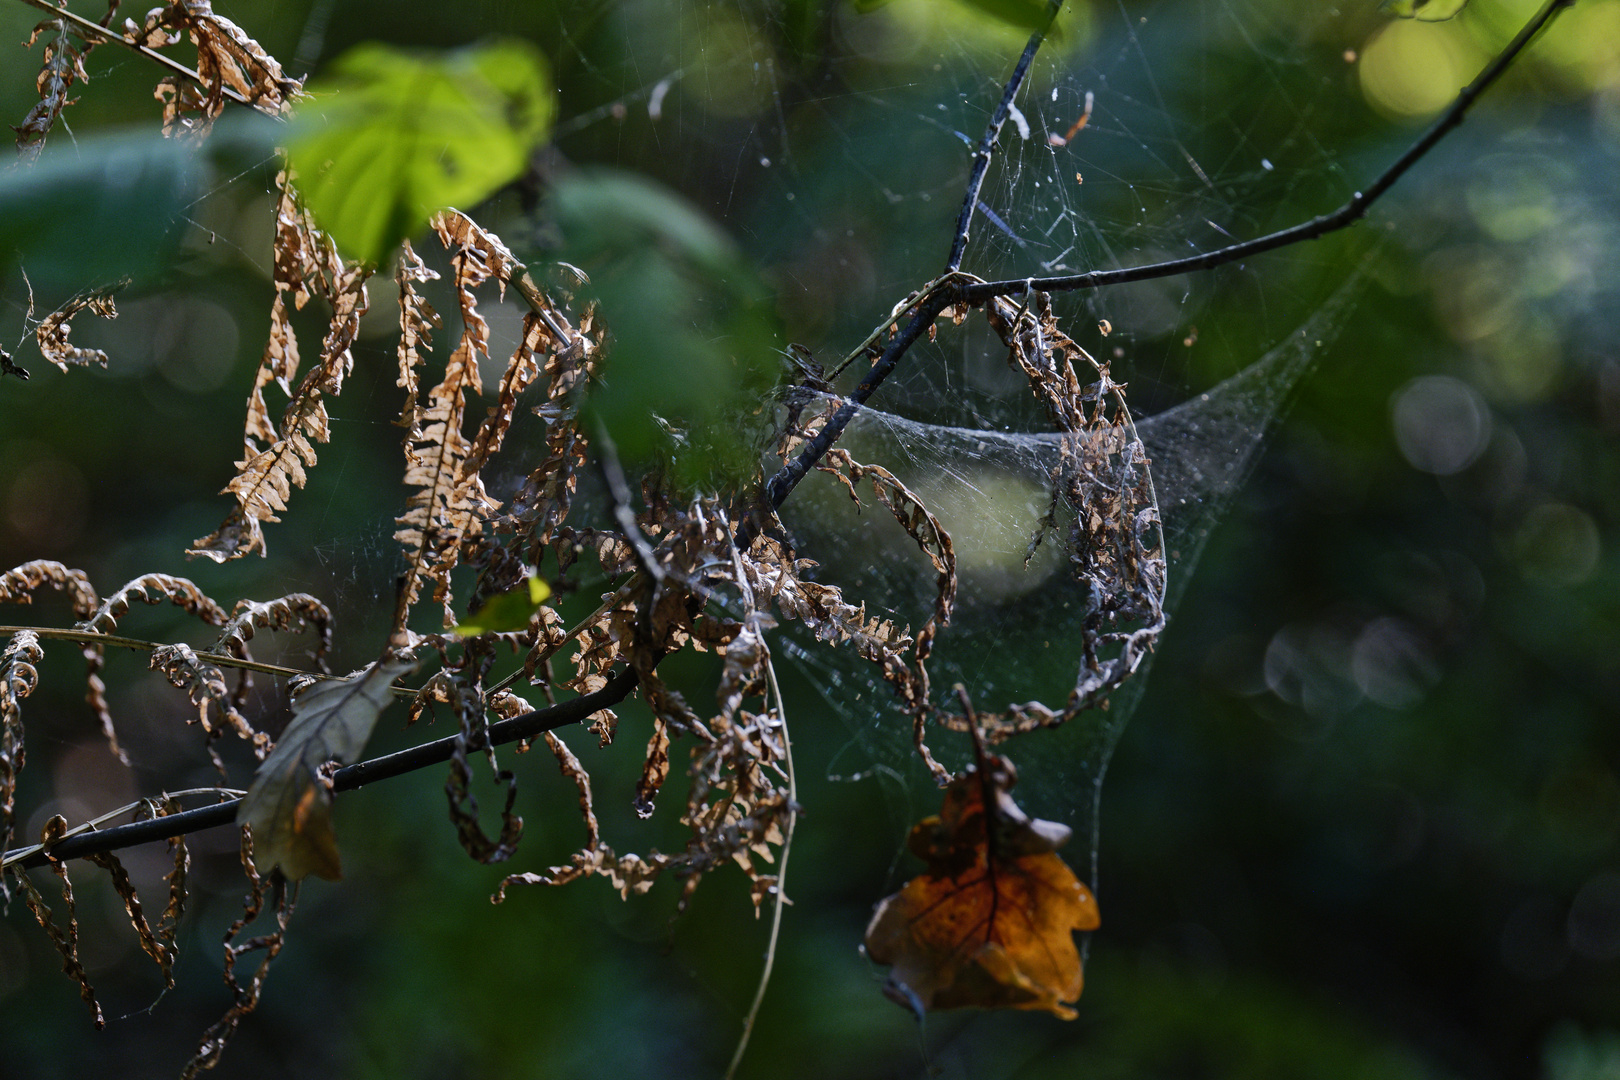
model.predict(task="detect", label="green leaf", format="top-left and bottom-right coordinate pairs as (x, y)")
top-left (454, 575), bottom-right (552, 636)
top-left (1382, 0), bottom-right (1470, 20)
top-left (549, 168), bottom-right (781, 486)
top-left (238, 657), bottom-right (416, 881)
top-left (286, 39), bottom-right (554, 265)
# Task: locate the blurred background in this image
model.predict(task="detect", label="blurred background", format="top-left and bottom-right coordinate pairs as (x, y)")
top-left (1, 0), bottom-right (1618, 1077)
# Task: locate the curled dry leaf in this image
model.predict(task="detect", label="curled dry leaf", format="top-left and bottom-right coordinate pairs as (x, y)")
top-left (238, 657), bottom-right (416, 880)
top-left (1, 631), bottom-right (43, 871)
top-left (864, 753), bottom-right (1099, 1020)
top-left (183, 829), bottom-right (295, 1080)
top-left (36, 283), bottom-right (124, 371)
top-left (25, 815), bottom-right (104, 1026)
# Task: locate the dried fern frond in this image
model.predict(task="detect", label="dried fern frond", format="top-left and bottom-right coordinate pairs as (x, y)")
top-left (126, 0), bottom-right (302, 138)
top-left (35, 283), bottom-right (123, 371)
top-left (395, 240), bottom-right (441, 425)
top-left (24, 816), bottom-right (104, 1027)
top-left (87, 848), bottom-right (175, 988)
top-left (15, 17), bottom-right (91, 162)
top-left (182, 830), bottom-right (295, 1079)
top-left (133, 794), bottom-right (189, 989)
top-left (0, 561), bottom-right (133, 764)
top-left (149, 643), bottom-right (265, 767)
top-left (241, 174), bottom-right (338, 453)
top-left (468, 312), bottom-right (551, 478)
top-left (0, 559), bottom-right (99, 617)
top-left (510, 306), bottom-right (600, 560)
top-left (75, 573), bottom-right (230, 763)
top-left (817, 448), bottom-right (957, 629)
top-left (80, 572), bottom-right (229, 635)
top-left (215, 593), bottom-right (334, 667)
top-left (1, 631), bottom-right (43, 869)
top-left (440, 642), bottom-right (522, 863)
top-left (391, 212), bottom-right (519, 637)
top-left (192, 175), bottom-right (371, 562)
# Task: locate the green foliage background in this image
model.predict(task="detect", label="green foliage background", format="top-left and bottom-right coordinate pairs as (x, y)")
top-left (1, 1), bottom-right (1618, 1078)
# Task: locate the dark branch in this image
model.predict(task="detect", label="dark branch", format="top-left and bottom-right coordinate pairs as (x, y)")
top-left (759, 0), bottom-right (1572, 514)
top-left (763, 287), bottom-right (954, 513)
top-left (944, 0), bottom-right (1063, 272)
top-left (4, 666), bottom-right (639, 870)
top-left (956, 0), bottom-right (1575, 304)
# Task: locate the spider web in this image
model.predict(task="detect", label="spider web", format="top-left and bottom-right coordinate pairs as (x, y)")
top-left (525, 0), bottom-right (1378, 840)
top-left (473, 1), bottom-right (1378, 857)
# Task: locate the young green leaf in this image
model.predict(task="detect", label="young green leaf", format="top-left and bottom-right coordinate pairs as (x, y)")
top-left (238, 657), bottom-right (416, 881)
top-left (286, 40), bottom-right (554, 265)
top-left (453, 575), bottom-right (552, 637)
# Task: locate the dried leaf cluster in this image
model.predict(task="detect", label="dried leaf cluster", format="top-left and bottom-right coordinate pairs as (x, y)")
top-left (1, 3), bottom-right (1175, 1071)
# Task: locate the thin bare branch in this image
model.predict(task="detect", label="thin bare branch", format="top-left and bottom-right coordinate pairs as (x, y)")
top-left (944, 0), bottom-right (1063, 272)
top-left (14, 0), bottom-right (252, 106)
top-left (2, 666), bottom-right (639, 869)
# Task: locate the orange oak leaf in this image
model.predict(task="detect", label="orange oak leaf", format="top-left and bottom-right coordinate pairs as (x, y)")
top-left (864, 753), bottom-right (1099, 1019)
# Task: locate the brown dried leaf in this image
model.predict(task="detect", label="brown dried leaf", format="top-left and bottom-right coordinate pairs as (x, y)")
top-left (632, 718), bottom-right (672, 818)
top-left (864, 754), bottom-right (1099, 1019)
top-left (238, 657), bottom-right (415, 880)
